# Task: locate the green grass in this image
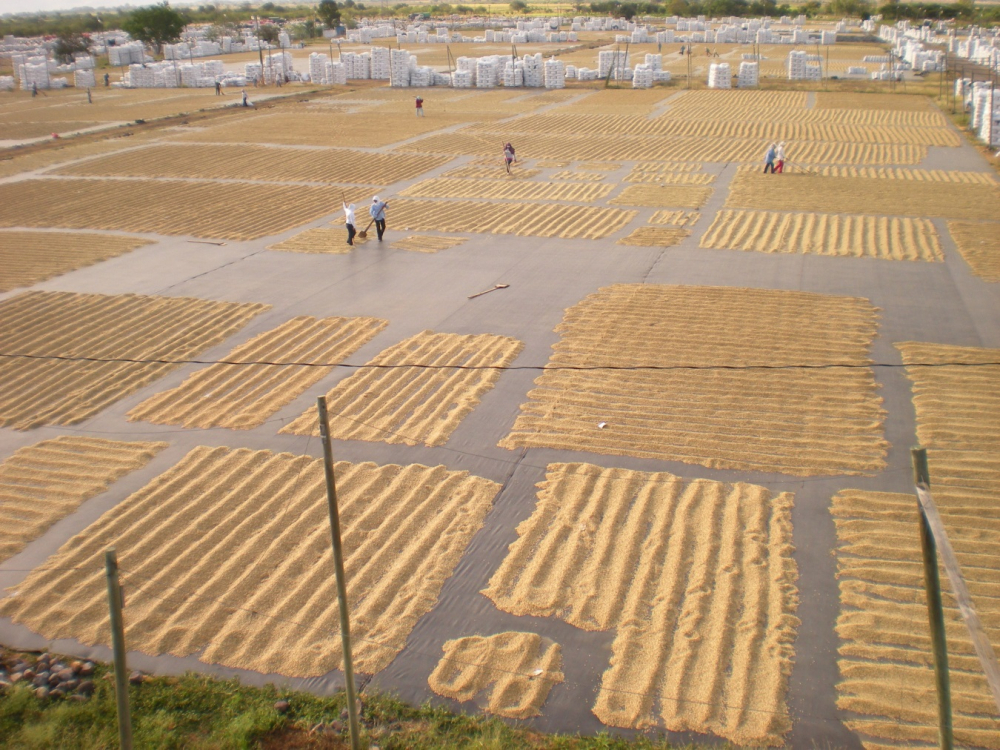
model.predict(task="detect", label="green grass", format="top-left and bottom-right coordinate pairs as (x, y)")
top-left (0, 650), bottom-right (700, 750)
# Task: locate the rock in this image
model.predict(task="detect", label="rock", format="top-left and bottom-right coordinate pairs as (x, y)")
top-left (61, 679), bottom-right (79, 692)
top-left (56, 668), bottom-right (75, 683)
top-left (79, 662), bottom-right (95, 677)
top-left (331, 721), bottom-right (344, 732)
top-left (273, 700), bottom-right (290, 714)
top-left (70, 661), bottom-right (83, 675)
top-left (77, 680), bottom-right (95, 695)
top-left (10, 673), bottom-right (22, 684)
top-left (32, 674), bottom-right (48, 688)
top-left (68, 694), bottom-right (88, 703)
top-left (52, 662), bottom-right (67, 673)
top-left (49, 688), bottom-right (65, 699)
top-left (47, 673), bottom-right (62, 687)
top-left (21, 669), bottom-right (34, 681)
top-left (128, 671), bottom-right (144, 685)
top-left (35, 687), bottom-right (49, 700)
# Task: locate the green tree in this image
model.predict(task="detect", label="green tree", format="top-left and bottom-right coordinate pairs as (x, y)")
top-left (121, 2), bottom-right (187, 55)
top-left (954, 0), bottom-right (974, 18)
top-left (54, 32), bottom-right (90, 63)
top-left (258, 23), bottom-right (280, 43)
top-left (510, 0), bottom-right (528, 10)
top-left (318, 0), bottom-right (341, 27)
top-left (829, 0), bottom-right (869, 16)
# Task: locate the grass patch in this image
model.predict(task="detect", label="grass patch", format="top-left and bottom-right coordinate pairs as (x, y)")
top-left (0, 649), bottom-right (704, 749)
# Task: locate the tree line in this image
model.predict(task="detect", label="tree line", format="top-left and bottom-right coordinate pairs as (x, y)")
top-left (2, 0), bottom-right (997, 43)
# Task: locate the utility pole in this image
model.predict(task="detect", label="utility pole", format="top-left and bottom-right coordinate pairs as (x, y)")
top-left (105, 549), bottom-right (133, 750)
top-left (316, 397), bottom-right (362, 750)
top-left (255, 15), bottom-right (266, 85)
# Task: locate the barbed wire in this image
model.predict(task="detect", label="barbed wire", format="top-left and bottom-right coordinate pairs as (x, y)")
top-left (304, 404), bottom-right (914, 489)
top-left (1, 350), bottom-right (998, 371)
top-left (51, 414), bottom-right (292, 436)
top-left (0, 566), bottom-right (100, 574)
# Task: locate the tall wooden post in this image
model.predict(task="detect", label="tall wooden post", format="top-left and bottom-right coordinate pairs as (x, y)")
top-left (911, 448), bottom-right (954, 750)
top-left (317, 397), bottom-right (362, 750)
top-left (105, 549), bottom-right (133, 750)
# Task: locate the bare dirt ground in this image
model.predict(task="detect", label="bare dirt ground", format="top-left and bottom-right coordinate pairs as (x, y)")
top-left (1, 53), bottom-right (999, 749)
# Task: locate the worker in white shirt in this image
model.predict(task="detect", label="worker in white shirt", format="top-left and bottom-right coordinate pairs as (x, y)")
top-left (343, 202), bottom-right (356, 246)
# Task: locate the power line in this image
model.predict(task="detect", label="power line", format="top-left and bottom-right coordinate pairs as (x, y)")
top-left (316, 404), bottom-right (911, 488)
top-left (2, 351), bottom-right (999, 371)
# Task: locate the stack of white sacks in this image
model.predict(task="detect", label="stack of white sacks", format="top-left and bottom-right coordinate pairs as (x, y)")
top-left (390, 48), bottom-right (412, 86)
top-left (121, 60), bottom-right (224, 88)
top-left (17, 57), bottom-right (50, 90)
top-left (787, 50), bottom-right (820, 80)
top-left (707, 62), bottom-right (731, 88)
top-left (245, 62), bottom-right (262, 83)
top-left (632, 64), bottom-right (654, 88)
top-left (263, 51), bottom-right (294, 83)
top-left (502, 59), bottom-right (524, 87)
top-left (598, 49), bottom-right (630, 80)
top-left (971, 82), bottom-right (1000, 147)
top-left (737, 60), bottom-right (759, 87)
top-left (181, 60), bottom-right (224, 87)
top-left (644, 53), bottom-right (671, 82)
top-left (308, 52), bottom-right (328, 83)
top-left (164, 41), bottom-right (223, 59)
top-left (410, 65), bottom-right (434, 87)
top-left (598, 50), bottom-right (618, 77)
top-left (456, 56), bottom-right (477, 85)
top-left (339, 52), bottom-right (369, 80)
top-left (476, 57), bottom-right (499, 88)
top-left (522, 53), bottom-right (544, 86)
top-left (544, 57), bottom-right (565, 88)
top-left (109, 43), bottom-right (146, 66)
top-left (370, 47), bottom-right (390, 80)
top-left (126, 62), bottom-right (177, 88)
top-left (452, 69), bottom-right (473, 88)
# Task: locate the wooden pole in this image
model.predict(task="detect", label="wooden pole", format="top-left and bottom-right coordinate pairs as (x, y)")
top-left (911, 448), bottom-right (954, 750)
top-left (317, 397), bottom-right (362, 750)
top-left (104, 548), bottom-right (133, 750)
top-left (911, 448), bottom-right (1000, 714)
